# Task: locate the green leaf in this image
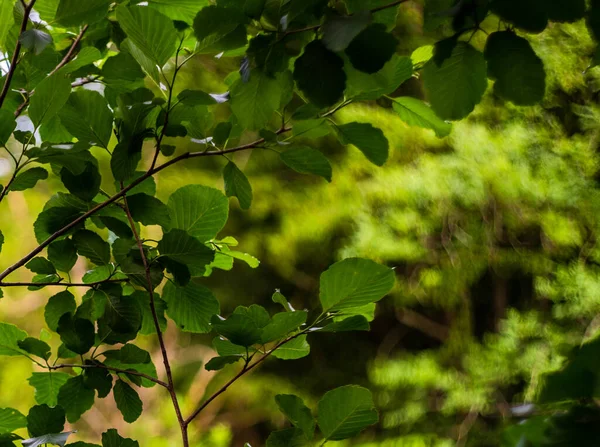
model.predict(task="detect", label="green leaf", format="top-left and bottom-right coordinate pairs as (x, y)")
top-left (44, 291), bottom-right (76, 331)
top-left (345, 54), bottom-right (413, 101)
top-left (83, 362), bottom-right (113, 398)
top-left (57, 313), bottom-right (95, 355)
top-left (0, 109), bottom-right (16, 146)
top-left (280, 147), bottom-right (332, 182)
top-left (62, 47), bottom-right (102, 74)
top-left (60, 162), bottom-right (101, 202)
top-left (48, 239), bottom-right (78, 272)
top-left (230, 70), bottom-right (285, 131)
top-left (27, 372), bottom-right (71, 407)
top-left (167, 185), bottom-right (229, 242)
top-left (335, 122), bottom-right (389, 166)
top-left (423, 41), bottom-right (487, 120)
top-left (192, 5), bottom-right (247, 53)
top-left (177, 89), bottom-right (218, 106)
top-left (73, 230), bottom-right (110, 265)
top-left (211, 313), bottom-right (262, 347)
top-left (391, 97), bottom-right (452, 137)
top-left (317, 385), bottom-right (378, 441)
top-left (126, 193), bottom-right (171, 228)
top-left (272, 290), bottom-right (294, 312)
top-left (9, 167), bottom-right (48, 192)
top-left (57, 376), bottom-right (95, 423)
top-left (271, 335), bottom-right (310, 360)
top-left (26, 404), bottom-right (64, 437)
top-left (55, 0), bottom-right (111, 27)
top-left (58, 90), bottom-right (113, 148)
top-left (0, 0), bottom-right (14, 51)
top-left (319, 258), bottom-right (395, 312)
top-left (265, 428), bottom-right (306, 447)
top-left (102, 53), bottom-right (146, 85)
top-left (111, 140), bottom-right (143, 181)
top-left (22, 431), bottom-right (75, 447)
top-left (101, 429), bottom-right (139, 447)
top-left (113, 380), bottom-right (143, 423)
top-left (213, 337), bottom-right (247, 356)
top-left (116, 5), bottom-right (177, 67)
top-left (490, 0), bottom-right (547, 33)
top-left (223, 162), bottom-right (253, 210)
top-left (346, 24), bottom-right (398, 74)
top-left (546, 0), bottom-right (585, 22)
top-left (261, 311), bottom-right (307, 343)
top-left (0, 323), bottom-right (27, 356)
top-left (158, 229), bottom-right (215, 269)
top-left (33, 206), bottom-right (84, 244)
top-left (25, 257), bottom-right (56, 275)
top-left (98, 288), bottom-right (142, 344)
top-left (275, 394), bottom-right (315, 439)
top-left (294, 40), bottom-right (346, 108)
top-left (484, 31), bottom-right (546, 106)
top-left (163, 281), bottom-right (220, 333)
top-left (322, 11), bottom-right (370, 52)
top-left (147, 0), bottom-right (209, 23)
top-left (131, 291), bottom-right (167, 335)
top-left (19, 30), bottom-right (53, 55)
top-left (0, 408), bottom-right (26, 434)
top-left (17, 338), bottom-right (51, 360)
top-left (204, 355), bottom-right (243, 371)
top-left (319, 315), bottom-right (370, 332)
top-left (29, 72), bottom-right (72, 127)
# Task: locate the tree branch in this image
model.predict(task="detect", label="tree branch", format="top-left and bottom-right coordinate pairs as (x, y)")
top-left (184, 331), bottom-right (305, 425)
top-left (48, 25), bottom-right (89, 77)
top-left (0, 0), bottom-right (36, 109)
top-left (121, 186), bottom-right (188, 447)
top-left (0, 279), bottom-right (126, 287)
top-left (48, 363), bottom-right (168, 387)
top-left (395, 308), bottom-right (450, 342)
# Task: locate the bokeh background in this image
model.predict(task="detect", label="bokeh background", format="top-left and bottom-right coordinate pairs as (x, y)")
top-left (2, 3), bottom-right (600, 446)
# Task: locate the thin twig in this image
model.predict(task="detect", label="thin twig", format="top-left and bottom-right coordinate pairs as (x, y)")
top-left (0, 0), bottom-right (36, 109)
top-left (0, 279), bottom-right (126, 287)
top-left (121, 185), bottom-right (188, 447)
top-left (48, 363), bottom-right (168, 387)
top-left (48, 25), bottom-right (89, 77)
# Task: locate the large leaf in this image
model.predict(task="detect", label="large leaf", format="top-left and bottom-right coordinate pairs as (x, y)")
top-left (261, 311), bottom-right (307, 343)
top-left (275, 394), bottom-right (315, 439)
top-left (489, 0), bottom-right (547, 33)
top-left (73, 230), bottom-right (110, 265)
top-left (167, 185), bottom-right (229, 242)
top-left (223, 162), bottom-right (253, 210)
top-left (322, 11), bottom-right (370, 52)
top-left (26, 405), bottom-right (64, 437)
top-left (48, 239), bottom-right (78, 272)
top-left (204, 355), bottom-right (243, 371)
top-left (45, 291), bottom-right (76, 332)
top-left (56, 313), bottom-right (95, 355)
top-left (280, 147), bottom-right (332, 182)
top-left (484, 31), bottom-right (545, 105)
top-left (29, 73), bottom-right (72, 127)
top-left (230, 70), bottom-right (285, 130)
top-left (335, 122), bottom-right (389, 166)
top-left (162, 281), bottom-right (219, 333)
top-left (345, 54), bottom-right (413, 101)
top-left (158, 229), bottom-right (215, 269)
top-left (319, 258), bottom-right (395, 312)
top-left (0, 408), bottom-right (26, 434)
top-left (18, 338), bottom-right (51, 360)
top-left (57, 375), bottom-right (95, 423)
top-left (116, 5), bottom-right (177, 67)
top-left (317, 385), bottom-right (378, 441)
top-left (0, 109), bottom-right (16, 146)
top-left (271, 335), bottom-right (310, 360)
top-left (345, 24), bottom-right (398, 74)
top-left (422, 42), bottom-right (487, 120)
top-left (126, 193), bottom-right (171, 228)
top-left (392, 97), bottom-right (452, 137)
top-left (192, 5), bottom-right (247, 53)
top-left (210, 313), bottom-right (262, 347)
top-left (113, 380), bottom-right (143, 423)
top-left (55, 0), bottom-right (111, 27)
top-left (294, 40), bottom-right (346, 108)
top-left (60, 162), bottom-right (101, 202)
top-left (147, 0), bottom-right (209, 23)
top-left (27, 372), bottom-right (71, 407)
top-left (58, 90), bottom-right (113, 148)
top-left (0, 323), bottom-right (28, 356)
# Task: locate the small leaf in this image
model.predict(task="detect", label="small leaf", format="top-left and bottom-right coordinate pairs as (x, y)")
top-left (335, 122), bottom-right (389, 166)
top-left (48, 239), bottom-right (78, 272)
top-left (57, 375), bottom-right (95, 423)
top-left (346, 24), bottom-right (398, 74)
top-left (163, 281), bottom-right (220, 333)
top-left (271, 335), bottom-right (310, 360)
top-left (319, 315), bottom-right (370, 332)
top-left (28, 372), bottom-right (71, 407)
top-left (294, 40), bottom-right (346, 108)
top-left (223, 162), bottom-right (253, 210)
top-left (83, 363), bottom-right (113, 398)
top-left (158, 229), bottom-right (215, 270)
top-left (73, 230), bottom-right (110, 265)
top-left (265, 428), bottom-right (306, 447)
top-left (211, 313), bottom-right (262, 347)
top-left (280, 147), bottom-right (332, 182)
top-left (490, 0), bottom-right (547, 33)
top-left (113, 380), bottom-right (143, 423)
top-left (27, 404), bottom-right (64, 437)
top-left (57, 313), bottom-right (95, 355)
top-left (101, 429), bottom-right (139, 447)
top-left (319, 258), bottom-right (395, 312)
top-left (0, 407), bottom-right (26, 434)
top-left (19, 30), bottom-right (53, 55)
top-left (275, 394), bottom-right (315, 439)
top-left (392, 97), bottom-right (452, 137)
top-left (0, 109), bottom-right (16, 146)
top-left (18, 338), bottom-right (51, 360)
top-left (213, 337), bottom-right (247, 356)
top-left (25, 257), bottom-right (56, 275)
top-left (204, 355), bottom-right (243, 371)
top-left (126, 193), bottom-right (171, 228)
top-left (8, 167), bottom-right (48, 192)
top-left (177, 89), bottom-right (218, 106)
top-left (322, 11), bottom-right (371, 52)
top-left (272, 290), bottom-right (294, 312)
top-left (192, 5), bottom-right (247, 54)
top-left (261, 311), bottom-right (307, 343)
top-left (317, 385), bottom-right (378, 441)
top-left (45, 291), bottom-right (76, 332)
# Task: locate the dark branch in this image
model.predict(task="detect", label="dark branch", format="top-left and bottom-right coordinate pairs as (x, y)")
top-left (48, 363), bottom-right (168, 387)
top-left (48, 25), bottom-right (89, 77)
top-left (0, 279), bottom-right (126, 288)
